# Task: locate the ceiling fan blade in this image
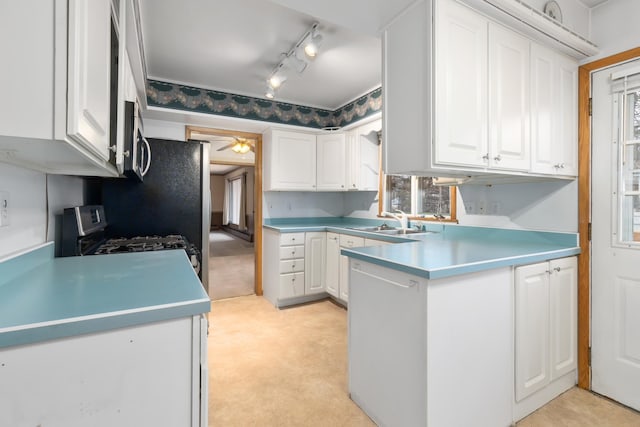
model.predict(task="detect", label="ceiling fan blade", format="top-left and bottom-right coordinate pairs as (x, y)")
top-left (216, 143), bottom-right (235, 151)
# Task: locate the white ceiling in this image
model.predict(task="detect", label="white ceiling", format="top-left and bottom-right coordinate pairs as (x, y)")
top-left (577, 0), bottom-right (609, 7)
top-left (138, 0), bottom-right (389, 110)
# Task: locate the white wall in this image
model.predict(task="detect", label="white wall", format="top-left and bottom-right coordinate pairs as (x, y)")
top-left (343, 191), bottom-right (380, 218)
top-left (0, 164), bottom-right (87, 259)
top-left (456, 180), bottom-right (578, 232)
top-left (144, 118), bottom-right (186, 140)
top-left (210, 175), bottom-right (225, 212)
top-left (263, 192), bottom-right (345, 218)
top-left (0, 164), bottom-right (46, 258)
top-left (589, 0), bottom-right (640, 62)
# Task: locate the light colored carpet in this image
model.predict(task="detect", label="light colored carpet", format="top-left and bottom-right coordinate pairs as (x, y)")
top-left (209, 231), bottom-right (255, 301)
top-left (210, 230), bottom-right (254, 257)
top-left (207, 296), bottom-right (640, 427)
top-left (207, 296), bottom-right (375, 426)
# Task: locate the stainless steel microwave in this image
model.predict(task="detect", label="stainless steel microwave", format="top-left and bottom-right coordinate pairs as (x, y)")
top-left (122, 100), bottom-right (151, 181)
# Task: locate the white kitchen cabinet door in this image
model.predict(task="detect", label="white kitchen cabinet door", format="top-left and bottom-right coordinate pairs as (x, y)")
top-left (264, 130), bottom-right (316, 191)
top-left (382, 0), bottom-right (434, 176)
top-left (435, 0), bottom-right (489, 168)
top-left (488, 23), bottom-right (530, 171)
top-left (530, 43), bottom-right (555, 175)
top-left (515, 257), bottom-right (578, 405)
top-left (554, 54), bottom-right (578, 177)
top-left (347, 119), bottom-right (381, 191)
top-left (316, 133), bottom-right (346, 191)
top-left (530, 45), bottom-right (578, 177)
top-left (67, 0), bottom-right (112, 161)
top-left (515, 261), bottom-right (550, 402)
top-left (549, 257), bottom-right (577, 380)
top-left (326, 233), bottom-right (340, 298)
top-left (305, 232), bottom-right (326, 295)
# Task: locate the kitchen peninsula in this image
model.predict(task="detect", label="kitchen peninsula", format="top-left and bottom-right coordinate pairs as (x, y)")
top-left (264, 218), bottom-right (580, 425)
top-left (0, 243), bottom-right (210, 426)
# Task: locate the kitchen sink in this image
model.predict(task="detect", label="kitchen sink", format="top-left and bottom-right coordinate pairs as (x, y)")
top-left (347, 226), bottom-right (430, 235)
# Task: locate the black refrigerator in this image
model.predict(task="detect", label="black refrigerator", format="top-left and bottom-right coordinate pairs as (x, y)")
top-left (101, 138), bottom-right (210, 292)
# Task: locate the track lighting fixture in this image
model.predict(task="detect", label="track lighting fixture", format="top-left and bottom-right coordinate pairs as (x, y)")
top-left (265, 22), bottom-right (323, 99)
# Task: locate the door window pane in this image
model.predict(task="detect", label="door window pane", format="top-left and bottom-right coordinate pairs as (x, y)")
top-left (619, 90), bottom-right (640, 243)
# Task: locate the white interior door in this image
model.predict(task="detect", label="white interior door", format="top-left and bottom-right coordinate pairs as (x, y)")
top-left (591, 58), bottom-right (640, 411)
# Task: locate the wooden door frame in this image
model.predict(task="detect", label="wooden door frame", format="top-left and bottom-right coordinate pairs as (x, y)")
top-left (185, 126), bottom-right (264, 296)
top-left (577, 47), bottom-right (640, 389)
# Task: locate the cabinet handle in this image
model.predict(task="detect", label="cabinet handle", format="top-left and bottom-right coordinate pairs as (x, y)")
top-left (291, 251), bottom-right (296, 255)
top-left (554, 267), bottom-right (561, 272)
top-left (352, 184), bottom-right (356, 187)
top-left (560, 163), bottom-right (565, 169)
top-left (494, 155), bottom-right (502, 162)
top-left (482, 153), bottom-right (489, 161)
top-left (292, 264), bottom-right (296, 269)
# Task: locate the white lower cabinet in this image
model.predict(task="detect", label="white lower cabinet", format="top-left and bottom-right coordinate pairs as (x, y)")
top-left (326, 233), bottom-right (341, 298)
top-left (305, 232), bottom-right (327, 294)
top-left (263, 229), bottom-right (327, 307)
top-left (514, 256), bottom-right (577, 420)
top-left (0, 315), bottom-right (206, 427)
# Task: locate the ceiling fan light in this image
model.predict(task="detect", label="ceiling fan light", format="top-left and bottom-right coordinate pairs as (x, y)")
top-left (231, 141), bottom-right (251, 154)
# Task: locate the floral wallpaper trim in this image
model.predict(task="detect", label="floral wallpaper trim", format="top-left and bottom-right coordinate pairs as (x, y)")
top-left (146, 80), bottom-right (381, 129)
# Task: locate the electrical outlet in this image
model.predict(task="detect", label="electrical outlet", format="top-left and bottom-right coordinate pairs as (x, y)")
top-left (0, 191), bottom-right (8, 227)
top-left (477, 200), bottom-right (487, 215)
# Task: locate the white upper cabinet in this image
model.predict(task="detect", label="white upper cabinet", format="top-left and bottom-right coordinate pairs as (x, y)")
top-left (347, 119), bottom-right (381, 191)
top-left (530, 44), bottom-right (578, 177)
top-left (434, 0), bottom-right (488, 168)
top-left (383, 0), bottom-right (578, 182)
top-left (67, 0), bottom-right (112, 161)
top-left (264, 120), bottom-right (380, 193)
top-left (488, 23), bottom-right (530, 171)
top-left (0, 0), bottom-right (118, 177)
top-left (316, 133), bottom-right (346, 191)
top-left (263, 129), bottom-right (317, 191)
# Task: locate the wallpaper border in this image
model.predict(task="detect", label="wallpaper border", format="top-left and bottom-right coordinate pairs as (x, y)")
top-left (146, 80), bottom-right (381, 129)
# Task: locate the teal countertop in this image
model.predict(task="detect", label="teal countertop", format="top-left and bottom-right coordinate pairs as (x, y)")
top-left (264, 218), bottom-right (580, 279)
top-left (0, 243), bottom-right (210, 348)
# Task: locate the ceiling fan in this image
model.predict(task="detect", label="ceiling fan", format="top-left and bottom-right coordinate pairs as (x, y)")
top-left (211, 136), bottom-right (255, 154)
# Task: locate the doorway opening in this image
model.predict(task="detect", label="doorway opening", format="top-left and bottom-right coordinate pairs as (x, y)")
top-left (186, 126), bottom-right (263, 300)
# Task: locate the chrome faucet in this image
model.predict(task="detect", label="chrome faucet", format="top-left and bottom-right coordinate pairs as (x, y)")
top-left (381, 209), bottom-right (408, 230)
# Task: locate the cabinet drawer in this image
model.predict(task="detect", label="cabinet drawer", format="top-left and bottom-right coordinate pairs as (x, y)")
top-left (279, 273), bottom-right (305, 299)
top-left (279, 245), bottom-right (305, 260)
top-left (280, 259), bottom-right (304, 274)
top-left (340, 235), bottom-right (365, 248)
top-left (280, 233), bottom-right (305, 246)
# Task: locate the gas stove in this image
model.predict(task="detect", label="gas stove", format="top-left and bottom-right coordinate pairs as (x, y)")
top-left (61, 206), bottom-right (201, 275)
